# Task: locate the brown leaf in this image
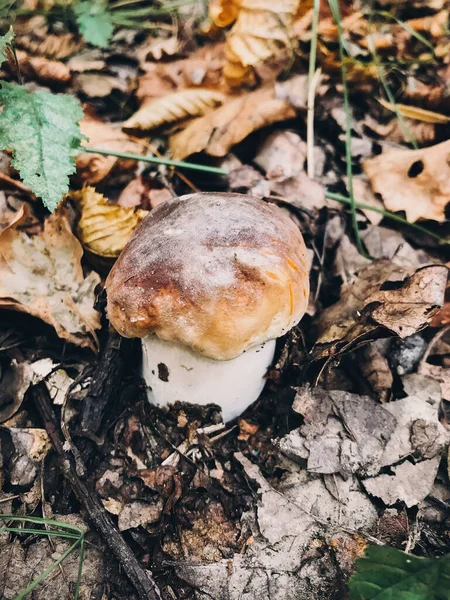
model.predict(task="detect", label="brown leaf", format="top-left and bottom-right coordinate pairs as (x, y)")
top-left (0, 205), bottom-right (101, 351)
top-left (136, 43), bottom-right (226, 101)
top-left (16, 50), bottom-right (71, 85)
top-left (77, 73), bottom-right (128, 98)
top-left (364, 139), bottom-right (450, 222)
top-left (210, 0), bottom-right (301, 86)
top-left (16, 16), bottom-right (84, 60)
top-left (70, 187), bottom-right (148, 259)
top-left (377, 98), bottom-right (450, 124)
top-left (76, 113), bottom-right (144, 185)
top-left (123, 89), bottom-right (227, 132)
top-left (170, 75), bottom-right (308, 159)
top-left (0, 360), bottom-right (33, 424)
top-left (312, 264), bottom-right (447, 362)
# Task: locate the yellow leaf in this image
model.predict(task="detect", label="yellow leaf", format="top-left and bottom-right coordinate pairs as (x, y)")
top-left (70, 187), bottom-right (148, 259)
top-left (377, 97), bottom-right (450, 124)
top-left (210, 0), bottom-right (242, 27)
top-left (210, 0), bottom-right (301, 86)
top-left (122, 88), bottom-right (227, 132)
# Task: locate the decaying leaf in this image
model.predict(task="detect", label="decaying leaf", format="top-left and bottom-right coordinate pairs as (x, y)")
top-left (7, 427), bottom-right (51, 487)
top-left (364, 139), bottom-right (450, 222)
top-left (210, 0), bottom-right (301, 85)
top-left (170, 75), bottom-right (308, 159)
top-left (16, 16), bottom-right (84, 60)
top-left (0, 205), bottom-right (101, 350)
top-left (76, 114), bottom-right (143, 185)
top-left (312, 264), bottom-right (447, 362)
top-left (123, 89), bottom-right (227, 132)
top-left (16, 50), bottom-right (71, 85)
top-left (363, 456), bottom-right (442, 508)
top-left (70, 187), bottom-right (148, 259)
top-left (0, 360), bottom-right (33, 424)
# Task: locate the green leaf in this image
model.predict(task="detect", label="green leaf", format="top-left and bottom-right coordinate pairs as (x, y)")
top-left (0, 26), bottom-right (14, 66)
top-left (0, 82), bottom-right (84, 212)
top-left (349, 546), bottom-right (450, 600)
top-left (74, 0), bottom-right (114, 48)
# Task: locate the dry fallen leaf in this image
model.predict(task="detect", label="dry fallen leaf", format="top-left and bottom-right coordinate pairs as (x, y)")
top-left (170, 75), bottom-right (308, 159)
top-left (136, 43), bottom-right (226, 101)
top-left (377, 98), bottom-right (450, 124)
top-left (210, 0), bottom-right (301, 85)
top-left (312, 264), bottom-right (447, 362)
top-left (16, 50), bottom-right (71, 85)
top-left (364, 139), bottom-right (450, 222)
top-left (0, 360), bottom-right (33, 424)
top-left (70, 187), bottom-right (148, 259)
top-left (16, 16), bottom-right (84, 60)
top-left (76, 113), bottom-right (144, 185)
top-left (123, 89), bottom-right (227, 132)
top-left (0, 205), bottom-right (101, 351)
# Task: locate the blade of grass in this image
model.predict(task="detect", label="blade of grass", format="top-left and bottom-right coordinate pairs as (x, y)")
top-left (325, 190), bottom-right (449, 244)
top-left (0, 515), bottom-right (85, 600)
top-left (83, 146), bottom-right (228, 175)
top-left (306, 0), bottom-right (320, 179)
top-left (374, 9), bottom-right (435, 52)
top-left (0, 515), bottom-right (84, 533)
top-left (327, 0), bottom-right (369, 258)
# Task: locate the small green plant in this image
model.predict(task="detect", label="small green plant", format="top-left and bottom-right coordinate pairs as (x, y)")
top-left (0, 514), bottom-right (85, 600)
top-left (349, 545), bottom-right (450, 599)
top-left (73, 0), bottom-right (114, 48)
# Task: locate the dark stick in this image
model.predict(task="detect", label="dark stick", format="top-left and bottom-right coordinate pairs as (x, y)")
top-left (33, 383), bottom-right (162, 600)
top-left (79, 327), bottom-right (123, 436)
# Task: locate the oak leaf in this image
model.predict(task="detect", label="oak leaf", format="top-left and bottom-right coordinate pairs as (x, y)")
top-left (0, 205), bottom-right (101, 351)
top-left (123, 89), bottom-right (226, 132)
top-left (364, 139), bottom-right (450, 222)
top-left (170, 75), bottom-right (308, 159)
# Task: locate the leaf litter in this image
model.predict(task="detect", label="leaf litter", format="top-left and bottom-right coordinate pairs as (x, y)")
top-left (2, 1), bottom-right (450, 599)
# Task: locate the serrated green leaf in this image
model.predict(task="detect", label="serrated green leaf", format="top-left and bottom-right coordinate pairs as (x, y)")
top-left (0, 27), bottom-right (14, 66)
top-left (0, 82), bottom-right (84, 212)
top-left (74, 0), bottom-right (114, 48)
top-left (349, 546), bottom-right (450, 600)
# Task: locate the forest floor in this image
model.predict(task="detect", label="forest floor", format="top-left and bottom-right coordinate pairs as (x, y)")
top-left (1, 1), bottom-right (450, 599)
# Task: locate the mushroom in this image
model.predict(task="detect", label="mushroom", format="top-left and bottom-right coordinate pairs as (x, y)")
top-left (105, 192), bottom-right (309, 421)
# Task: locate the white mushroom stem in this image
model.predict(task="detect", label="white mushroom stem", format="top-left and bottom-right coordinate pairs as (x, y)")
top-left (141, 335), bottom-right (276, 422)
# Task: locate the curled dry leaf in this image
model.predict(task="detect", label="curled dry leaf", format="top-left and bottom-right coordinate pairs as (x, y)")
top-left (312, 264), bottom-right (447, 362)
top-left (0, 360), bottom-right (33, 424)
top-left (210, 0), bottom-right (301, 85)
top-left (17, 30), bottom-right (84, 60)
top-left (0, 205), bottom-right (101, 351)
top-left (136, 43), bottom-right (226, 102)
top-left (170, 75), bottom-right (308, 159)
top-left (123, 89), bottom-right (227, 132)
top-left (364, 139), bottom-right (450, 223)
top-left (76, 114), bottom-right (144, 185)
top-left (70, 187), bottom-right (148, 259)
top-left (16, 50), bottom-right (71, 85)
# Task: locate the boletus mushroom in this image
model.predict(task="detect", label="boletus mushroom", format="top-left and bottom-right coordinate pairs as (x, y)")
top-left (105, 192), bottom-right (309, 421)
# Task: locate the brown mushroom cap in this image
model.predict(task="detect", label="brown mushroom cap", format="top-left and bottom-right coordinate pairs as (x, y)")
top-left (105, 192), bottom-right (309, 360)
